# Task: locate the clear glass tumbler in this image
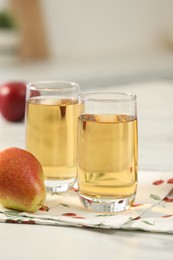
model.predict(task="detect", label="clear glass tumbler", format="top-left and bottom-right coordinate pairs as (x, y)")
top-left (25, 81), bottom-right (80, 192)
top-left (77, 91), bottom-right (138, 212)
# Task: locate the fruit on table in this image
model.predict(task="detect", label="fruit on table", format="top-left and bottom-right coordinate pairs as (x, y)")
top-left (0, 82), bottom-right (26, 122)
top-left (0, 147), bottom-right (46, 212)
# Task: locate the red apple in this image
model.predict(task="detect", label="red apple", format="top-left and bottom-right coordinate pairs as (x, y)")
top-left (0, 81), bottom-right (26, 122)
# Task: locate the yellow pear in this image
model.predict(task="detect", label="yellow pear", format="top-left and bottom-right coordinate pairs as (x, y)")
top-left (0, 147), bottom-right (46, 212)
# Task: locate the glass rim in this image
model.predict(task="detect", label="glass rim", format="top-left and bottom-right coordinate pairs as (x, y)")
top-left (79, 91), bottom-right (137, 102)
top-left (27, 80), bottom-right (80, 91)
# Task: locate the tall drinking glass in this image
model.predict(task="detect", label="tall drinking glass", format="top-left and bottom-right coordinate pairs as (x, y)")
top-left (25, 81), bottom-right (80, 192)
top-left (77, 91), bottom-right (138, 212)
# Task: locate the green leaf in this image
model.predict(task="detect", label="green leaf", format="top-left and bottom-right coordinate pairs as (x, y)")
top-left (4, 210), bottom-right (20, 216)
top-left (94, 223), bottom-right (105, 227)
top-left (150, 194), bottom-right (161, 201)
top-left (60, 203), bottom-right (70, 207)
top-left (142, 220), bottom-right (154, 226)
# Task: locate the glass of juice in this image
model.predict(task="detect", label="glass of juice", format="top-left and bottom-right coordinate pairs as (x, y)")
top-left (77, 91), bottom-right (138, 212)
top-left (25, 81), bottom-right (80, 192)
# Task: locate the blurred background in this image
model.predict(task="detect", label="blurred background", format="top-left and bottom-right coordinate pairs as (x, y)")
top-left (0, 0), bottom-right (173, 87)
top-left (1, 0), bottom-right (173, 171)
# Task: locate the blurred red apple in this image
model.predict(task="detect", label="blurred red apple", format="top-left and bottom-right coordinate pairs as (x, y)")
top-left (0, 81), bottom-right (26, 122)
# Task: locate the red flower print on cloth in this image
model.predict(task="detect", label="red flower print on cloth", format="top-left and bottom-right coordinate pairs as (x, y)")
top-left (152, 180), bottom-right (164, 185)
top-left (132, 204), bottom-right (143, 207)
top-left (163, 197), bottom-right (173, 203)
top-left (167, 178), bottom-right (173, 184)
top-left (62, 213), bottom-right (77, 217)
top-left (62, 213), bottom-right (86, 219)
top-left (21, 220), bottom-right (36, 224)
top-left (6, 219), bottom-right (19, 224)
top-left (6, 219), bottom-right (36, 224)
top-left (161, 215), bottom-right (173, 218)
top-left (133, 216), bottom-right (141, 220)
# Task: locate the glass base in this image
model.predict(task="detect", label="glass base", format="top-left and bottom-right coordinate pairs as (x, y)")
top-left (79, 194), bottom-right (135, 213)
top-left (45, 177), bottom-right (76, 193)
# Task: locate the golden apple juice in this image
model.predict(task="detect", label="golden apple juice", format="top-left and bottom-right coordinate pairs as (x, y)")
top-left (77, 114), bottom-right (138, 200)
top-left (26, 97), bottom-right (79, 180)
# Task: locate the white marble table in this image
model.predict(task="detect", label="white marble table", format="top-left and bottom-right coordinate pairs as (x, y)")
top-left (0, 80), bottom-right (173, 260)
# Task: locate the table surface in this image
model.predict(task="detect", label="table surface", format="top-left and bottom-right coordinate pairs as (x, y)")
top-left (0, 80), bottom-right (173, 260)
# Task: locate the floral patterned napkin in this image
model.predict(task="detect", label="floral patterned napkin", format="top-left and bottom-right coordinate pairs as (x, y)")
top-left (0, 171), bottom-right (173, 233)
